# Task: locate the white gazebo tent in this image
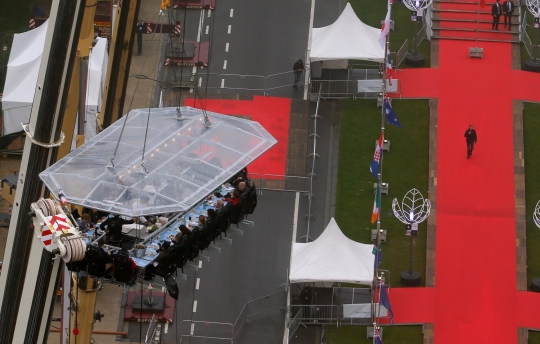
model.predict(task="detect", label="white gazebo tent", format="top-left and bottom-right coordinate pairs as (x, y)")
top-left (2, 22), bottom-right (108, 140)
top-left (290, 218), bottom-right (375, 285)
top-left (1, 20), bottom-right (49, 135)
top-left (310, 3), bottom-right (385, 67)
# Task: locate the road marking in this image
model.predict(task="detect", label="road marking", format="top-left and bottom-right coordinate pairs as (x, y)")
top-left (225, 43), bottom-right (229, 52)
top-left (190, 323), bottom-right (195, 335)
top-left (199, 260), bottom-right (203, 268)
top-left (293, 192), bottom-right (299, 237)
top-left (207, 9), bottom-right (211, 17)
top-left (221, 79), bottom-right (225, 88)
top-left (230, 8), bottom-right (234, 17)
top-left (196, 278), bottom-right (200, 290)
top-left (162, 286), bottom-right (165, 292)
top-left (196, 9), bottom-right (204, 42)
top-left (205, 25), bottom-right (209, 34)
top-left (227, 25), bottom-right (231, 34)
top-left (164, 323), bottom-right (169, 334)
top-left (198, 77), bottom-right (202, 87)
top-left (193, 300), bottom-right (198, 312)
top-left (223, 60), bottom-right (227, 69)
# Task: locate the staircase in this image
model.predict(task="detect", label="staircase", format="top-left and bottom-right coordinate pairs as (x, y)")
top-left (431, 0), bottom-right (520, 42)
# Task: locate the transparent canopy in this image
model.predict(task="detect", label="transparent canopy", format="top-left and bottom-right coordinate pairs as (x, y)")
top-left (40, 107), bottom-right (277, 217)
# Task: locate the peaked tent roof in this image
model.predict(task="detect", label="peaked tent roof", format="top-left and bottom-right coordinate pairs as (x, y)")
top-left (310, 3), bottom-right (384, 62)
top-left (290, 218), bottom-right (375, 285)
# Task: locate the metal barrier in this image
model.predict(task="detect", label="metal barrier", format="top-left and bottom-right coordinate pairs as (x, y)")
top-left (233, 291), bottom-right (287, 340)
top-left (259, 174), bottom-right (310, 194)
top-left (521, 14), bottom-right (537, 58)
top-left (232, 303), bottom-right (249, 340)
top-left (310, 80), bottom-right (356, 99)
top-left (288, 308), bottom-right (303, 342)
top-left (266, 71), bottom-right (299, 93)
top-left (196, 72), bottom-right (220, 94)
top-left (180, 320), bottom-right (234, 342)
top-left (396, 39), bottom-right (409, 68)
top-left (220, 74), bottom-right (266, 94)
top-left (289, 305), bottom-right (340, 325)
top-left (414, 24), bottom-right (427, 51)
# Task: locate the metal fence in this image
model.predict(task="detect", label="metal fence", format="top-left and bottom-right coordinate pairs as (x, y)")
top-left (191, 71), bottom-right (301, 95)
top-left (221, 74), bottom-right (266, 93)
top-left (266, 71), bottom-right (300, 92)
top-left (180, 320), bottom-right (234, 342)
top-left (233, 291), bottom-right (287, 340)
top-left (414, 24), bottom-right (427, 51)
top-left (521, 14), bottom-right (538, 58)
top-left (288, 308), bottom-right (303, 342)
top-left (257, 174), bottom-right (310, 194)
top-left (396, 39), bottom-right (409, 68)
top-left (310, 80), bottom-right (357, 99)
top-left (289, 305), bottom-right (340, 325)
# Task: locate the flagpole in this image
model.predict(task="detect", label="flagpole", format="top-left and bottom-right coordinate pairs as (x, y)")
top-left (380, 1), bottom-right (392, 186)
top-left (373, 174), bottom-right (382, 325)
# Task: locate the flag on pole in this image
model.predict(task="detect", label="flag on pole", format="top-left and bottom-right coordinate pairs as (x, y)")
top-left (370, 132), bottom-right (384, 178)
top-left (387, 50), bottom-right (392, 71)
top-left (374, 246), bottom-right (382, 268)
top-left (378, 4), bottom-right (391, 49)
top-left (371, 183), bottom-right (381, 223)
top-left (383, 97), bottom-right (401, 128)
top-left (379, 281), bottom-right (394, 324)
top-left (374, 327), bottom-right (383, 344)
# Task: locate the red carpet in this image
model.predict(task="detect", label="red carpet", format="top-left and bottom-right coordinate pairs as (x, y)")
top-left (185, 96), bottom-right (291, 177)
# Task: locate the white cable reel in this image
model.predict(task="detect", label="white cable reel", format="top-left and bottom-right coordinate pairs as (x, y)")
top-left (30, 198), bottom-right (86, 262)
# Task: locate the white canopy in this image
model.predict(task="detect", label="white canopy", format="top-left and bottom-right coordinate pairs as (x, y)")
top-left (1, 20), bottom-right (49, 135)
top-left (2, 22), bottom-right (108, 138)
top-left (310, 3), bottom-right (384, 63)
top-left (290, 218), bottom-right (375, 285)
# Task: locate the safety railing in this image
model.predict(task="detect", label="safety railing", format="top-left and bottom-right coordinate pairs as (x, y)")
top-left (396, 38), bottom-right (409, 68)
top-left (310, 80), bottom-right (357, 99)
top-left (414, 24), bottom-right (427, 51)
top-left (288, 308), bottom-right (303, 343)
top-left (233, 291), bottom-right (287, 340)
top-left (521, 14), bottom-right (538, 58)
top-left (220, 74), bottom-right (266, 94)
top-left (288, 305), bottom-right (340, 325)
top-left (195, 72), bottom-right (221, 94)
top-left (179, 320), bottom-right (233, 342)
top-left (258, 174), bottom-right (310, 194)
top-left (266, 71), bottom-right (301, 92)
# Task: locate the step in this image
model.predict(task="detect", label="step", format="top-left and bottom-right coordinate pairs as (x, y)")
top-left (432, 35), bottom-right (519, 43)
top-left (432, 8), bottom-right (519, 16)
top-left (432, 11), bottom-right (518, 21)
top-left (432, 26), bottom-right (518, 34)
top-left (433, 21), bottom-right (520, 31)
top-left (433, 29), bottom-right (519, 41)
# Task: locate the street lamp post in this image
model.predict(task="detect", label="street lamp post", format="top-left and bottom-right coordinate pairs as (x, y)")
top-left (392, 188), bottom-right (431, 286)
top-left (403, 0), bottom-right (433, 67)
top-left (525, 0), bottom-right (540, 72)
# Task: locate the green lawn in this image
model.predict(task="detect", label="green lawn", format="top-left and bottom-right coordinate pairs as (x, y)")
top-left (329, 99), bottom-right (429, 343)
top-left (523, 103), bottom-right (540, 343)
top-left (327, 325), bottom-right (424, 344)
top-left (349, 0), bottom-right (431, 68)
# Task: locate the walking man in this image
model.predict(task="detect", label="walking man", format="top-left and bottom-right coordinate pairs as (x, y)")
top-left (503, 0), bottom-right (514, 30)
top-left (293, 59), bottom-right (304, 89)
top-left (492, 0), bottom-right (502, 30)
top-left (464, 125), bottom-right (477, 159)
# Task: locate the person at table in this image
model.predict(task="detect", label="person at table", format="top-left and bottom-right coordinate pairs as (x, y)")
top-left (141, 241), bottom-right (170, 280)
top-left (229, 167), bottom-right (248, 188)
top-left (102, 214), bottom-right (134, 240)
top-left (83, 208), bottom-right (106, 224)
top-left (207, 209), bottom-right (217, 222)
top-left (77, 213), bottom-right (95, 233)
top-left (173, 225), bottom-right (191, 243)
top-left (237, 181), bottom-right (250, 196)
top-left (198, 215), bottom-right (206, 227)
top-left (215, 200), bottom-right (224, 215)
top-left (98, 239), bottom-right (113, 263)
top-left (225, 190), bottom-right (241, 206)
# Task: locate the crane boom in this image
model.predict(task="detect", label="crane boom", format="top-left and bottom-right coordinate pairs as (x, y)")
top-left (0, 0), bottom-right (86, 342)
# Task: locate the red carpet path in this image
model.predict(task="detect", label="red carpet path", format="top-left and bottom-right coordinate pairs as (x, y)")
top-left (387, 40), bottom-right (540, 342)
top-left (185, 96), bottom-right (291, 177)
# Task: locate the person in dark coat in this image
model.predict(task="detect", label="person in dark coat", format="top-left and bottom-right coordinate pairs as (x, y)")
top-left (502, 0), bottom-right (514, 30)
top-left (293, 59), bottom-right (304, 89)
top-left (492, 0), bottom-right (502, 30)
top-left (464, 125), bottom-right (478, 159)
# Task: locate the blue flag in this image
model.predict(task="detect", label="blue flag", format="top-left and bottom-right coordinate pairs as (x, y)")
top-left (374, 327), bottom-right (383, 344)
top-left (370, 132), bottom-right (384, 178)
top-left (374, 246), bottom-right (382, 268)
top-left (384, 98), bottom-right (401, 129)
top-left (379, 281), bottom-right (394, 324)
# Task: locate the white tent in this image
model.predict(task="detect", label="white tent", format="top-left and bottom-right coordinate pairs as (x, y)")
top-left (2, 22), bottom-right (108, 139)
top-left (310, 3), bottom-right (385, 63)
top-left (1, 20), bottom-right (49, 135)
top-left (289, 218), bottom-right (375, 285)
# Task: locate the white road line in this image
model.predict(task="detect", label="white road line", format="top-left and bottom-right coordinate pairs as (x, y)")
top-left (196, 9), bottom-right (204, 42)
top-left (199, 260), bottom-right (203, 268)
top-left (225, 43), bottom-right (229, 52)
top-left (162, 286), bottom-right (165, 293)
top-left (223, 60), bottom-right (227, 69)
top-left (190, 323), bottom-right (195, 335)
top-left (198, 77), bottom-right (202, 87)
top-left (192, 66), bottom-right (197, 74)
top-left (207, 9), bottom-right (211, 17)
top-left (164, 323), bottom-right (169, 334)
top-left (196, 278), bottom-right (200, 290)
top-left (221, 79), bottom-right (225, 88)
top-left (230, 8), bottom-right (234, 17)
top-left (227, 25), bottom-right (231, 34)
top-left (205, 25), bottom-right (209, 34)
top-left (193, 300), bottom-right (198, 312)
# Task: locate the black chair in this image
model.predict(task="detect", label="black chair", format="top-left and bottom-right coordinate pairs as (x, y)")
top-left (189, 227), bottom-right (202, 260)
top-left (113, 251), bottom-right (137, 284)
top-left (206, 218), bottom-right (219, 245)
top-left (198, 224), bottom-right (211, 251)
top-left (243, 184), bottom-right (258, 216)
top-left (229, 202), bottom-right (245, 227)
top-left (86, 245), bottom-right (108, 278)
top-left (217, 204), bottom-right (231, 236)
top-left (169, 239), bottom-right (189, 269)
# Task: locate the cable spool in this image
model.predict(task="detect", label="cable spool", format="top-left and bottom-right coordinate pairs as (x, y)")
top-left (61, 236), bottom-right (86, 263)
